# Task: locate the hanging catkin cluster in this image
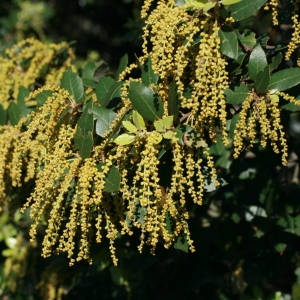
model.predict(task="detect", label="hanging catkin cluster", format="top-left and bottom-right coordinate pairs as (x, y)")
top-left (0, 37), bottom-right (75, 108)
top-left (1, 0), bottom-right (300, 268)
top-left (266, 0), bottom-right (300, 63)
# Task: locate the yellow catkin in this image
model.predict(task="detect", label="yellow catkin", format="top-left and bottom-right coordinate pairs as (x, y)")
top-left (0, 38), bottom-right (74, 108)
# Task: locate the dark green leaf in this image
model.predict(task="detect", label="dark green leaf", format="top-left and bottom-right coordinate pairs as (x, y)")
top-left (218, 25), bottom-right (239, 60)
top-left (0, 104), bottom-right (6, 125)
top-left (129, 81), bottom-right (164, 121)
top-left (97, 163), bottom-right (121, 192)
top-left (92, 106), bottom-right (117, 137)
top-left (104, 165), bottom-right (121, 192)
top-left (255, 65), bottom-right (270, 93)
top-left (101, 81), bottom-right (124, 107)
top-left (270, 52), bottom-right (282, 71)
top-left (61, 67), bottom-right (84, 103)
top-left (248, 44), bottom-right (267, 80)
top-left (274, 243), bottom-right (286, 253)
top-left (229, 0), bottom-right (267, 21)
top-left (281, 102), bottom-right (300, 111)
top-left (36, 90), bottom-right (53, 106)
top-left (141, 57), bottom-right (159, 86)
top-left (168, 81), bottom-right (179, 121)
top-left (225, 84), bottom-right (249, 104)
top-left (110, 266), bottom-right (125, 286)
top-left (165, 211), bottom-right (175, 234)
top-left (174, 233), bottom-right (189, 253)
top-left (17, 86), bottom-right (30, 116)
top-left (82, 61), bottom-right (97, 88)
top-left (8, 102), bottom-right (22, 125)
top-left (78, 105), bottom-right (94, 136)
top-left (74, 128), bottom-right (93, 160)
top-left (269, 68), bottom-right (300, 91)
top-left (95, 77), bottom-right (115, 105)
top-left (175, 124), bottom-right (194, 145)
top-left (229, 52), bottom-right (246, 77)
top-left (228, 113), bottom-right (240, 139)
top-left (116, 53), bottom-right (128, 80)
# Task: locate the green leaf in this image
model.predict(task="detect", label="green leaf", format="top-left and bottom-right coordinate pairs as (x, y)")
top-left (203, 2), bottom-right (215, 12)
top-left (74, 128), bottom-right (93, 159)
top-left (175, 124), bottom-right (194, 144)
top-left (93, 61), bottom-right (113, 81)
top-left (155, 116), bottom-right (173, 132)
top-left (162, 116), bottom-right (173, 129)
top-left (101, 81), bottom-right (124, 107)
top-left (225, 84), bottom-right (249, 104)
top-left (255, 65), bottom-right (270, 93)
top-left (229, 0), bottom-right (267, 21)
top-left (82, 61), bottom-right (97, 88)
top-left (163, 131), bottom-right (174, 139)
top-left (95, 77), bottom-right (115, 105)
top-left (92, 106), bottom-right (117, 138)
top-left (218, 25), bottom-right (239, 60)
top-left (116, 54), bottom-right (128, 80)
top-left (270, 52), bottom-right (282, 71)
top-left (122, 121), bottom-right (137, 133)
top-left (78, 105), bottom-right (94, 136)
top-left (168, 81), bottom-right (179, 121)
top-left (183, 131), bottom-right (208, 148)
top-left (61, 67), bottom-right (84, 103)
top-left (132, 110), bottom-right (146, 129)
top-left (222, 0), bottom-right (241, 5)
top-left (8, 102), bottom-right (22, 125)
top-left (269, 68), bottom-right (300, 91)
top-left (141, 57), bottom-right (159, 86)
top-left (97, 164), bottom-right (121, 192)
top-left (0, 104), bottom-right (6, 125)
top-left (282, 95), bottom-right (300, 111)
top-left (114, 133), bottom-right (136, 145)
top-left (154, 119), bottom-right (164, 132)
top-left (235, 29), bottom-right (256, 47)
top-left (110, 266), bottom-right (125, 286)
top-left (282, 102), bottom-right (300, 111)
top-left (184, 0), bottom-right (206, 8)
top-left (104, 165), bottom-right (121, 192)
top-left (174, 233), bottom-right (189, 253)
top-left (17, 86), bottom-right (30, 116)
top-left (128, 81), bottom-right (164, 121)
top-left (274, 243), bottom-right (286, 253)
top-left (228, 113), bottom-right (240, 139)
top-left (248, 44), bottom-right (267, 80)
top-left (36, 90), bottom-right (53, 106)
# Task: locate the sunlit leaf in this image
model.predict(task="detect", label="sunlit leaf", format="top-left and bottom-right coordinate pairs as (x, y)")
top-left (122, 121), bottom-right (137, 133)
top-left (114, 133), bottom-right (136, 145)
top-left (132, 110), bottom-right (145, 129)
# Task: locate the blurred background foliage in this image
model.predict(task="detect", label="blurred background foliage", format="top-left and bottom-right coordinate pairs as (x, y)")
top-left (1, 0), bottom-right (300, 299)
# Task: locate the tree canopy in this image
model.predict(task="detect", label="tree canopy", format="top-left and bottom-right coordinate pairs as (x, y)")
top-left (1, 0), bottom-right (300, 299)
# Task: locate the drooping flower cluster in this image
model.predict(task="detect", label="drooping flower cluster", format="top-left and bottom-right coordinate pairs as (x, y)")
top-left (0, 37), bottom-right (75, 108)
top-left (1, 0), bottom-right (300, 269)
